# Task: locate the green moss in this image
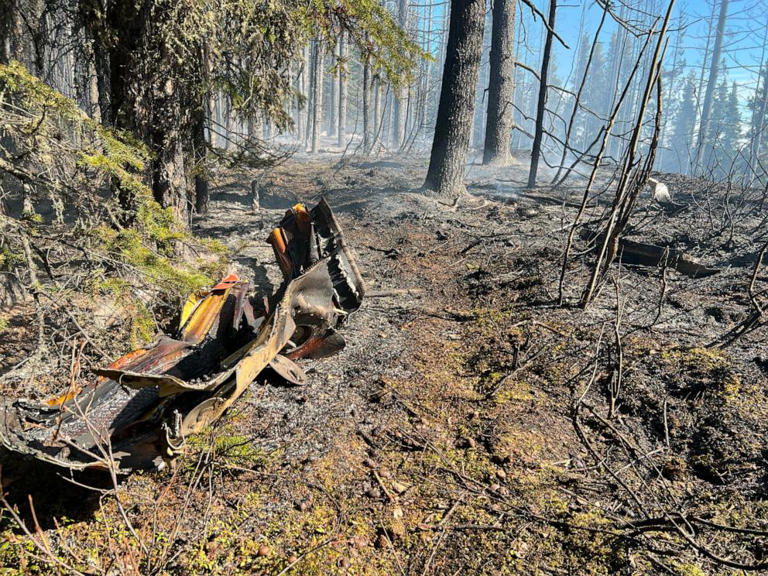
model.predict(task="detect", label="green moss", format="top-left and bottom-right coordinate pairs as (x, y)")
top-left (2, 62), bottom-right (226, 342)
top-left (1, 61), bottom-right (150, 196)
top-left (93, 219), bottom-right (212, 300)
top-left (186, 426), bottom-right (267, 469)
top-left (495, 379), bottom-right (536, 404)
top-left (674, 562), bottom-right (707, 576)
top-left (0, 245), bottom-right (24, 272)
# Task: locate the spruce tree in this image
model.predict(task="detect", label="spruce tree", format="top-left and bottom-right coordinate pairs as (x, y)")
top-left (669, 71), bottom-right (697, 174)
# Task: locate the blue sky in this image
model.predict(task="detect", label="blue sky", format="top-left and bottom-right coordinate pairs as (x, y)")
top-left (546, 0), bottom-right (768, 93)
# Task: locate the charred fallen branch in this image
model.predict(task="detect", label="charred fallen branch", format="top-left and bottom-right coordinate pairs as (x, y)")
top-left (618, 239), bottom-right (719, 278)
top-left (0, 199), bottom-right (363, 473)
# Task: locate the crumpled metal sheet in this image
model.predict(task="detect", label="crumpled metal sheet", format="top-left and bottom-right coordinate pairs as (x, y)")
top-left (0, 199), bottom-right (363, 472)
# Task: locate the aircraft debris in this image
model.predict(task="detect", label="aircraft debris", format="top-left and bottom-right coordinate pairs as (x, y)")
top-left (0, 199), bottom-right (363, 472)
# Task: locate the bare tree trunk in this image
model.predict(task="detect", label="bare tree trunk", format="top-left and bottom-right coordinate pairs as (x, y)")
top-left (527, 0), bottom-right (557, 189)
top-left (226, 95), bottom-right (237, 150)
top-left (363, 48), bottom-right (372, 154)
top-left (693, 0), bottom-right (729, 173)
top-left (373, 74), bottom-right (381, 152)
top-left (329, 45), bottom-right (337, 138)
top-left (693, 0), bottom-right (716, 161)
top-left (304, 44), bottom-right (313, 149)
top-left (482, 0), bottom-right (516, 165)
top-left (248, 109), bottom-right (262, 142)
top-left (748, 23), bottom-right (768, 178)
top-left (0, 0), bottom-right (11, 64)
top-left (551, 5), bottom-right (607, 184)
top-left (193, 102), bottom-right (208, 215)
top-left (310, 39), bottom-right (324, 154)
top-left (337, 32), bottom-right (347, 147)
top-left (296, 54), bottom-right (306, 145)
top-left (206, 45), bottom-right (215, 147)
top-left (419, 0), bottom-right (434, 140)
top-left (392, 0), bottom-right (409, 150)
top-left (472, 16), bottom-right (490, 152)
top-left (750, 25), bottom-right (768, 180)
top-left (423, 0), bottom-right (486, 197)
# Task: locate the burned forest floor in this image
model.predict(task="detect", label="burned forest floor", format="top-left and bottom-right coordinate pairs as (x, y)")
top-left (2, 152), bottom-right (768, 575)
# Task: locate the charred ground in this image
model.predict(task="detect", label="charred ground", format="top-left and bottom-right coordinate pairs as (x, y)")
top-left (1, 154), bottom-right (767, 574)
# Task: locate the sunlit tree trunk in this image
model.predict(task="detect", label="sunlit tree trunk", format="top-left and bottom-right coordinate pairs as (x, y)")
top-left (373, 74), bottom-right (381, 152)
top-left (482, 0), bottom-right (516, 165)
top-left (527, 0), bottom-right (557, 189)
top-left (296, 53), bottom-right (306, 145)
top-left (310, 38), bottom-right (324, 153)
top-left (363, 48), bottom-right (372, 154)
top-left (392, 0), bottom-right (409, 150)
top-left (749, 25), bottom-right (768, 180)
top-left (694, 0), bottom-right (729, 173)
top-left (337, 32), bottom-right (347, 147)
top-left (423, 0), bottom-right (486, 197)
top-left (328, 49), bottom-right (336, 138)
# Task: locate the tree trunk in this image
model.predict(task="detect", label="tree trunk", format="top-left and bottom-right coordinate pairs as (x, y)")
top-left (193, 102), bottom-right (208, 216)
top-left (693, 0), bottom-right (717, 162)
top-left (329, 43), bottom-right (337, 138)
top-left (392, 0), bottom-right (409, 150)
top-left (296, 54), bottom-right (305, 144)
top-left (750, 37), bottom-right (768, 178)
top-left (482, 0), bottom-right (516, 165)
top-left (304, 43), bottom-right (314, 150)
top-left (423, 0), bottom-right (486, 197)
top-left (363, 49), bottom-right (372, 154)
top-left (527, 0), bottom-right (557, 189)
top-left (205, 44), bottom-right (215, 147)
top-left (373, 74), bottom-right (381, 152)
top-left (310, 39), bottom-right (324, 154)
top-left (417, 0), bottom-right (434, 143)
top-left (0, 0), bottom-right (17, 64)
top-left (226, 95), bottom-right (238, 150)
top-left (694, 0), bottom-right (729, 173)
top-left (337, 32), bottom-right (347, 148)
top-left (248, 112), bottom-right (262, 142)
top-left (86, 0), bottom-right (190, 224)
top-left (151, 83), bottom-right (189, 225)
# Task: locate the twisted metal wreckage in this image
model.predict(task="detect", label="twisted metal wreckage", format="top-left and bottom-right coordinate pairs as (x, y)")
top-left (0, 199), bottom-right (364, 473)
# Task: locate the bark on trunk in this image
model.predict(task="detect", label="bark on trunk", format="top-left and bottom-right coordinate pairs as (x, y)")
top-left (751, 61), bottom-right (768, 171)
top-left (151, 80), bottom-right (189, 225)
top-left (392, 0), bottom-right (409, 150)
top-left (527, 0), bottom-right (557, 189)
top-left (86, 0), bottom-right (190, 224)
top-left (310, 39), bottom-right (324, 154)
top-left (423, 0), bottom-right (486, 197)
top-left (482, 0), bottom-right (516, 165)
top-left (329, 43), bottom-right (337, 138)
top-left (694, 0), bottom-right (729, 173)
top-left (0, 0), bottom-right (14, 64)
top-left (363, 49), bottom-right (372, 154)
top-left (296, 53), bottom-right (306, 144)
top-left (304, 44), bottom-right (313, 149)
top-left (193, 103), bottom-right (208, 216)
top-left (373, 74), bottom-right (381, 152)
top-left (226, 95), bottom-right (237, 150)
top-left (337, 32), bottom-right (347, 148)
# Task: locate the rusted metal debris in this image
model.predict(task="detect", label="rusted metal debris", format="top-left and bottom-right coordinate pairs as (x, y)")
top-left (0, 199), bottom-right (364, 472)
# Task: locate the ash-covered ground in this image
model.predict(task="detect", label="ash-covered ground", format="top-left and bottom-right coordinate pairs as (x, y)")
top-left (1, 153), bottom-right (767, 574)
